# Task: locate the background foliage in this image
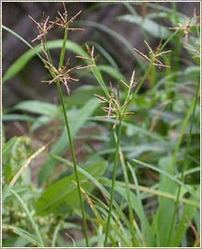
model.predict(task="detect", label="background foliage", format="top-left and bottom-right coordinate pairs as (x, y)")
top-left (2, 2), bottom-right (200, 247)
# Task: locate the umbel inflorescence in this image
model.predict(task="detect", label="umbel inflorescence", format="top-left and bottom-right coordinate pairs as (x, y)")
top-left (29, 4), bottom-right (85, 95)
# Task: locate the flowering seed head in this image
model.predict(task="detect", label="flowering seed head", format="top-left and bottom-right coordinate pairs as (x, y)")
top-left (28, 4), bottom-right (86, 96)
top-left (29, 15), bottom-right (53, 42)
top-left (42, 59), bottom-right (79, 95)
top-left (95, 72), bottom-right (136, 124)
top-left (134, 41), bottom-right (171, 68)
top-left (50, 4), bottom-right (84, 31)
top-left (169, 12), bottom-right (199, 41)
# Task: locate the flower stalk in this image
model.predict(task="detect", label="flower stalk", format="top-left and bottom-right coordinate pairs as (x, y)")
top-left (56, 10), bottom-right (89, 247)
top-left (95, 71), bottom-right (137, 246)
top-left (56, 82), bottom-right (89, 246)
top-left (104, 121), bottom-right (122, 246)
top-left (29, 5), bottom-right (89, 246)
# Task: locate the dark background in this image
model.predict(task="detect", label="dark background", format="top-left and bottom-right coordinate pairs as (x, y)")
top-left (2, 2), bottom-right (199, 107)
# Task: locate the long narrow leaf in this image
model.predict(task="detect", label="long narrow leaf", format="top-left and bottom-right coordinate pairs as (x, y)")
top-left (38, 98), bottom-right (99, 184)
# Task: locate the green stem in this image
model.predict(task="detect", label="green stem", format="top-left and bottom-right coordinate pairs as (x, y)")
top-left (104, 121), bottom-right (122, 246)
top-left (43, 36), bottom-right (53, 65)
top-left (160, 29), bottom-right (179, 51)
top-left (57, 27), bottom-right (89, 246)
top-left (135, 63), bottom-right (152, 94)
top-left (120, 150), bottom-right (137, 246)
top-left (51, 222), bottom-right (62, 247)
top-left (59, 28), bottom-right (68, 68)
top-left (56, 83), bottom-right (89, 246)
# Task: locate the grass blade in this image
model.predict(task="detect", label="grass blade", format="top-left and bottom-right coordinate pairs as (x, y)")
top-left (10, 189), bottom-right (44, 247)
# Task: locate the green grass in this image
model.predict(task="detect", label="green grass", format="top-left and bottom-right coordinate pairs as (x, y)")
top-left (2, 2), bottom-right (200, 247)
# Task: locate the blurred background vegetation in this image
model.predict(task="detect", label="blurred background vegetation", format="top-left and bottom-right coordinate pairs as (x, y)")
top-left (2, 1), bottom-right (200, 247)
top-left (3, 2), bottom-right (199, 107)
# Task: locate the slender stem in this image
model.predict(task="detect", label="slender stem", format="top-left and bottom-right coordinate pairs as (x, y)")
top-left (56, 83), bottom-right (89, 246)
top-left (57, 27), bottom-right (89, 246)
top-left (59, 28), bottom-right (68, 68)
top-left (104, 121), bottom-right (122, 246)
top-left (160, 29), bottom-right (179, 51)
top-left (51, 222), bottom-right (62, 247)
top-left (135, 63), bottom-right (152, 94)
top-left (120, 149), bottom-right (137, 246)
top-left (43, 36), bottom-right (53, 65)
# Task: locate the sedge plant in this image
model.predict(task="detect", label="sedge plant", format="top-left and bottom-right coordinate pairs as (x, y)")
top-left (29, 5), bottom-right (89, 246)
top-left (94, 71), bottom-right (137, 246)
top-left (3, 3), bottom-right (199, 247)
top-left (77, 31), bottom-right (173, 245)
top-left (17, 17), bottom-right (175, 244)
top-left (93, 41), bottom-right (172, 246)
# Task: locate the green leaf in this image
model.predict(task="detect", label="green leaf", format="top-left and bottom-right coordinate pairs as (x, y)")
top-left (154, 156), bottom-right (177, 246)
top-left (38, 98), bottom-right (99, 184)
top-left (2, 25), bottom-right (110, 100)
top-left (2, 114), bottom-right (34, 122)
top-left (31, 115), bottom-right (54, 131)
top-left (3, 225), bottom-right (42, 247)
top-left (2, 39), bottom-right (88, 83)
top-left (131, 159), bottom-right (197, 199)
top-left (117, 14), bottom-right (171, 39)
top-left (10, 189), bottom-right (44, 246)
top-left (3, 145), bottom-right (46, 200)
top-left (13, 100), bottom-right (58, 116)
top-left (80, 20), bottom-right (144, 69)
top-left (36, 160), bottom-right (107, 215)
top-left (127, 162), bottom-right (153, 245)
top-left (109, 182), bottom-right (148, 235)
top-left (101, 178), bottom-right (198, 207)
top-left (63, 85), bottom-right (101, 108)
top-left (98, 65), bottom-right (126, 82)
top-left (3, 136), bottom-right (31, 184)
top-left (173, 204), bottom-right (197, 246)
top-left (88, 41), bottom-right (118, 68)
